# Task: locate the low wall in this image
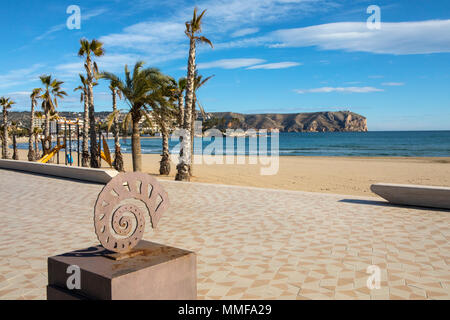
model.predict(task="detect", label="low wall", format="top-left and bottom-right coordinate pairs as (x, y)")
top-left (0, 159), bottom-right (118, 184)
top-left (371, 183), bottom-right (450, 210)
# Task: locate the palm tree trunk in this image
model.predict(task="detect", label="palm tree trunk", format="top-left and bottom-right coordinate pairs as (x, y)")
top-left (178, 95), bottom-right (184, 127)
top-left (131, 112), bottom-right (142, 172)
top-left (2, 107), bottom-right (9, 159)
top-left (44, 110), bottom-right (54, 163)
top-left (189, 98), bottom-right (196, 176)
top-left (87, 64), bottom-right (100, 168)
top-left (82, 92), bottom-right (90, 167)
top-left (112, 90), bottom-right (124, 172)
top-left (176, 37), bottom-right (196, 181)
top-left (28, 101), bottom-right (35, 161)
top-left (34, 134), bottom-right (40, 159)
top-left (12, 133), bottom-right (18, 160)
top-left (160, 123), bottom-right (170, 175)
top-left (89, 88), bottom-right (99, 168)
top-left (44, 110), bottom-right (50, 153)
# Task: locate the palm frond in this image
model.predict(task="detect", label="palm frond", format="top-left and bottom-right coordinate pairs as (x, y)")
top-left (122, 111), bottom-right (132, 132)
top-left (197, 36), bottom-right (213, 48)
top-left (106, 109), bottom-right (120, 131)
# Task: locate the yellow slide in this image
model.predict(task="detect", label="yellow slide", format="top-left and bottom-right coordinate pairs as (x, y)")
top-left (38, 144), bottom-right (65, 163)
top-left (100, 136), bottom-right (113, 167)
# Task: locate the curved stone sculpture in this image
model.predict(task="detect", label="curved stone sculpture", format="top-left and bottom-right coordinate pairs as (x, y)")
top-left (94, 172), bottom-right (170, 253)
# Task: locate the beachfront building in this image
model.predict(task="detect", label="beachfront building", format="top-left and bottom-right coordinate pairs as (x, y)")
top-left (140, 112), bottom-right (160, 134)
top-left (33, 116), bottom-right (84, 135)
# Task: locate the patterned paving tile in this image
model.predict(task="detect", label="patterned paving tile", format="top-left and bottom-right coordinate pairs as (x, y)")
top-left (0, 169), bottom-right (449, 300)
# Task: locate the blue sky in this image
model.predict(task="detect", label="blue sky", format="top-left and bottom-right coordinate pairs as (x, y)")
top-left (1, 0), bottom-right (449, 130)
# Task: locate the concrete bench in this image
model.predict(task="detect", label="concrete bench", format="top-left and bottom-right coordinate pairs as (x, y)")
top-left (0, 159), bottom-right (118, 184)
top-left (371, 183), bottom-right (450, 210)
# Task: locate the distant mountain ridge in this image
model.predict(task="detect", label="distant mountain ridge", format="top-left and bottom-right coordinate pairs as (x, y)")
top-left (206, 111), bottom-right (368, 132)
top-left (5, 110), bottom-right (368, 133)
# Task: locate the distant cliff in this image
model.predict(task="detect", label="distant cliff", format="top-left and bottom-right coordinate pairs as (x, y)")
top-left (204, 111), bottom-right (368, 132)
top-left (6, 110), bottom-right (368, 133)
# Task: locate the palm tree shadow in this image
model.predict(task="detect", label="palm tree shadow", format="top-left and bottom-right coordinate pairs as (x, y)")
top-left (339, 199), bottom-right (450, 212)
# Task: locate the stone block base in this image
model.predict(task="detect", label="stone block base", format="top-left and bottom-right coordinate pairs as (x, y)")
top-left (47, 240), bottom-right (197, 300)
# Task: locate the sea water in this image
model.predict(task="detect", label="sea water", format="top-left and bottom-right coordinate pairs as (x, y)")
top-left (18, 131), bottom-right (450, 157)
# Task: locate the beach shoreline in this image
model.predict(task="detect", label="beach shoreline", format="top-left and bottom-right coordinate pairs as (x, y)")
top-left (13, 149), bottom-right (450, 197)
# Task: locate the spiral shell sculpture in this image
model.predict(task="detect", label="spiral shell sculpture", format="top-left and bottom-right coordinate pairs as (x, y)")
top-left (94, 172), bottom-right (170, 254)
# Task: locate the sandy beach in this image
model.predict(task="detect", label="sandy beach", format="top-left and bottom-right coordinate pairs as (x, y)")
top-left (15, 149), bottom-right (450, 196)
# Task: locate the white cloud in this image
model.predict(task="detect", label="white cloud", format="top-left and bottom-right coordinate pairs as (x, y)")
top-left (197, 58), bottom-right (266, 69)
top-left (82, 8), bottom-right (108, 20)
top-left (247, 62), bottom-right (301, 69)
top-left (344, 81), bottom-right (362, 85)
top-left (0, 64), bottom-right (44, 89)
top-left (382, 82), bottom-right (405, 86)
top-left (266, 20), bottom-right (450, 54)
top-left (55, 53), bottom-right (142, 79)
top-left (295, 86), bottom-right (384, 94)
top-left (96, 0), bottom-right (335, 62)
top-left (35, 24), bottom-right (66, 41)
top-left (35, 7), bottom-right (108, 41)
top-left (231, 28), bottom-right (260, 38)
top-left (8, 91), bottom-right (31, 96)
top-left (99, 21), bottom-right (188, 64)
top-left (201, 0), bottom-right (334, 32)
top-left (100, 22), bottom-right (186, 48)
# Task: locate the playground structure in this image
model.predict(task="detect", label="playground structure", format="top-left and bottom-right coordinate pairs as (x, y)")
top-left (37, 119), bottom-right (113, 168)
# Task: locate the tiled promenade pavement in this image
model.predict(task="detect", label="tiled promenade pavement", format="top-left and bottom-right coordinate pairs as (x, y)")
top-left (0, 169), bottom-right (449, 300)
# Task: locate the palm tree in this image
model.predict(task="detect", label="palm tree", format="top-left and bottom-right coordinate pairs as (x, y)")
top-left (33, 127), bottom-right (42, 160)
top-left (28, 88), bottom-right (41, 161)
top-left (176, 8), bottom-right (213, 181)
top-left (74, 74), bottom-right (97, 167)
top-left (106, 80), bottom-right (124, 172)
top-left (100, 61), bottom-right (168, 172)
top-left (78, 38), bottom-right (105, 168)
top-left (189, 71), bottom-right (214, 176)
top-left (1, 97), bottom-right (15, 159)
top-left (33, 112), bottom-right (44, 159)
top-left (10, 121), bottom-right (19, 160)
top-left (0, 128), bottom-right (3, 157)
top-left (151, 78), bottom-right (179, 175)
top-left (39, 75), bottom-right (67, 157)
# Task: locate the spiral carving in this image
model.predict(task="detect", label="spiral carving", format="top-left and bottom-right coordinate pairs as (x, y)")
top-left (94, 172), bottom-right (170, 253)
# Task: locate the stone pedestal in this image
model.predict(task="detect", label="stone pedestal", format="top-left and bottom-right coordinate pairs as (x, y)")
top-left (47, 240), bottom-right (197, 300)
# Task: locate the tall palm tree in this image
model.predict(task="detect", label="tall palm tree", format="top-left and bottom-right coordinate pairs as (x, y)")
top-left (176, 8), bottom-right (213, 181)
top-left (33, 112), bottom-right (44, 159)
top-left (10, 121), bottom-right (19, 160)
top-left (151, 78), bottom-right (179, 175)
top-left (39, 75), bottom-right (67, 157)
top-left (28, 88), bottom-right (41, 161)
top-left (0, 127), bottom-right (3, 157)
top-left (189, 71), bottom-right (214, 176)
top-left (1, 97), bottom-right (15, 159)
top-left (100, 61), bottom-right (167, 172)
top-left (74, 74), bottom-right (97, 167)
top-left (78, 38), bottom-right (105, 168)
top-left (106, 80), bottom-right (124, 172)
top-left (33, 127), bottom-right (42, 160)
